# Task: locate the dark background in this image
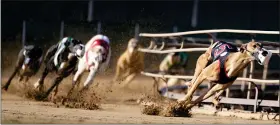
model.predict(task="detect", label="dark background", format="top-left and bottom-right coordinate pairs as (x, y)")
top-left (1, 0), bottom-right (280, 78)
top-left (2, 1), bottom-right (279, 42)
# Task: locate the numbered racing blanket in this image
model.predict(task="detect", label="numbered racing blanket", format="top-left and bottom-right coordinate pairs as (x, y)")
top-left (209, 41), bottom-right (239, 84)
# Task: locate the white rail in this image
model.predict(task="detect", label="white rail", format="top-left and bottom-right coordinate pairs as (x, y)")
top-left (139, 29), bottom-right (280, 37)
top-left (141, 72), bottom-right (280, 84)
top-left (138, 47), bottom-right (280, 54)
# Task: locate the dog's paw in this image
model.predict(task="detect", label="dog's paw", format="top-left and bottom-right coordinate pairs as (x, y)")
top-left (33, 81), bottom-right (40, 89)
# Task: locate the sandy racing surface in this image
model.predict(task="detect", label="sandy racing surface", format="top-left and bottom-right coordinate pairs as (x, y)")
top-left (1, 74), bottom-right (279, 124)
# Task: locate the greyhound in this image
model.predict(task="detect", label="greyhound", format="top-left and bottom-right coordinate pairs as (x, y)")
top-left (114, 38), bottom-right (144, 87)
top-left (64, 34), bottom-right (111, 100)
top-left (178, 39), bottom-right (272, 110)
top-left (33, 37), bottom-right (85, 100)
top-left (155, 52), bottom-right (190, 95)
top-left (2, 45), bottom-right (43, 91)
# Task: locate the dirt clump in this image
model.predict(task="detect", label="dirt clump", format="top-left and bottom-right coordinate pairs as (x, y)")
top-left (162, 102), bottom-right (192, 117)
top-left (141, 104), bottom-right (163, 115)
top-left (62, 90), bottom-right (101, 110)
top-left (141, 101), bottom-right (192, 117)
top-left (22, 84), bottom-right (49, 101)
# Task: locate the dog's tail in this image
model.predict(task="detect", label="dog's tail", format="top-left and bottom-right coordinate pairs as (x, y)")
top-left (207, 33), bottom-right (218, 45)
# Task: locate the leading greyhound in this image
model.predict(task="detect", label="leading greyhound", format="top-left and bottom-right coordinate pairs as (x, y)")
top-left (178, 39), bottom-right (272, 109)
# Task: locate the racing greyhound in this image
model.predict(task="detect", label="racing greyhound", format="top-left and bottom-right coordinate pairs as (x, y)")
top-left (33, 37), bottom-right (85, 100)
top-left (2, 45), bottom-right (43, 91)
top-left (178, 39), bottom-right (272, 109)
top-left (155, 52), bottom-right (190, 95)
top-left (114, 38), bottom-right (144, 87)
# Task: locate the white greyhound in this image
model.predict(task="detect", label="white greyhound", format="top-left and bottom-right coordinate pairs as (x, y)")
top-left (65, 34), bottom-right (111, 97)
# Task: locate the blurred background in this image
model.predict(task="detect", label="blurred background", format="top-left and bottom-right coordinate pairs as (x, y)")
top-left (1, 0), bottom-right (279, 79)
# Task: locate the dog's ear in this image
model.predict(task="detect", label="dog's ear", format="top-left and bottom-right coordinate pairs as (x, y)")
top-left (251, 39), bottom-right (255, 43)
top-left (239, 44), bottom-right (247, 53)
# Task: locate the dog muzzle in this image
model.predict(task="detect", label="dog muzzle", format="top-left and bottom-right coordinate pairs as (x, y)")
top-left (76, 49), bottom-right (84, 57)
top-left (74, 44), bottom-right (85, 58)
top-left (253, 48), bottom-right (272, 65)
top-left (24, 57), bottom-right (31, 65)
top-left (22, 58), bottom-right (31, 71)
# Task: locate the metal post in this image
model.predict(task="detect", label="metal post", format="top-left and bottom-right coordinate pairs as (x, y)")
top-left (134, 23), bottom-right (139, 40)
top-left (60, 21), bottom-right (64, 39)
top-left (247, 61), bottom-right (255, 99)
top-left (173, 26), bottom-right (178, 32)
top-left (97, 21), bottom-right (101, 34)
top-left (261, 60), bottom-right (269, 91)
top-left (191, 0), bottom-right (199, 28)
top-left (87, 0), bottom-right (94, 22)
top-left (241, 67), bottom-right (248, 92)
top-left (22, 20), bottom-right (26, 47)
top-left (253, 85), bottom-right (258, 113)
top-left (278, 90), bottom-right (280, 102)
top-left (226, 88), bottom-right (230, 98)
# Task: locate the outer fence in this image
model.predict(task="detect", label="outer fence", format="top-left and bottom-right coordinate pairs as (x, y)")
top-left (137, 29), bottom-right (280, 113)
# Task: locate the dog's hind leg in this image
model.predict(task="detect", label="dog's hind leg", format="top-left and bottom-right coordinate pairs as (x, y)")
top-left (51, 84), bottom-right (59, 103)
top-left (212, 88), bottom-right (226, 107)
top-left (42, 76), bottom-right (64, 100)
top-left (186, 81), bottom-right (234, 109)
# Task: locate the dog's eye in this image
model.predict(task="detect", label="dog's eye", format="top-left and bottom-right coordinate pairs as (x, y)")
top-left (253, 45), bottom-right (257, 48)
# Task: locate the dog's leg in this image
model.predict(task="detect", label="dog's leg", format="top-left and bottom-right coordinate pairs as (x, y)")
top-left (114, 63), bottom-right (123, 82)
top-left (2, 67), bottom-right (20, 91)
top-left (212, 89), bottom-right (225, 107)
top-left (34, 67), bottom-right (49, 91)
top-left (22, 76), bottom-right (30, 88)
top-left (187, 53), bottom-right (211, 87)
top-left (179, 72), bottom-right (207, 103)
top-left (81, 64), bottom-right (99, 92)
top-left (51, 84), bottom-right (59, 103)
top-left (65, 62), bottom-right (85, 99)
top-left (186, 81), bottom-right (234, 109)
top-left (152, 77), bottom-right (160, 96)
top-left (121, 73), bottom-right (137, 88)
top-left (42, 76), bottom-right (64, 100)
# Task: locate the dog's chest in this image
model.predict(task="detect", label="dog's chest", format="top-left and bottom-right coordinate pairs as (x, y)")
top-left (126, 52), bottom-right (142, 66)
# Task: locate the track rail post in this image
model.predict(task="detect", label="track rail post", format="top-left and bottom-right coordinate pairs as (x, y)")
top-left (135, 23), bottom-right (140, 40)
top-left (22, 20), bottom-right (26, 47)
top-left (97, 21), bottom-right (101, 34)
top-left (262, 60), bottom-right (269, 91)
top-left (241, 67), bottom-right (248, 92)
top-left (253, 83), bottom-right (259, 113)
top-left (247, 61), bottom-right (255, 99)
top-left (60, 21), bottom-right (64, 39)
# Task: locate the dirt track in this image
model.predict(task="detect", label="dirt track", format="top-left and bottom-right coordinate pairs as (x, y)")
top-left (1, 74), bottom-right (278, 124)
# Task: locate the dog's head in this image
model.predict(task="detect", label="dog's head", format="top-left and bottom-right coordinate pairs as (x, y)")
top-left (240, 39), bottom-right (272, 65)
top-left (72, 44), bottom-right (85, 59)
top-left (127, 38), bottom-right (139, 53)
top-left (22, 45), bottom-right (43, 72)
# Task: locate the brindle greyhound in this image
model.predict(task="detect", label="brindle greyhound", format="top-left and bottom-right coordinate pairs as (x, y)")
top-left (178, 39), bottom-right (272, 109)
top-left (2, 45), bottom-right (43, 91)
top-left (33, 37), bottom-right (85, 100)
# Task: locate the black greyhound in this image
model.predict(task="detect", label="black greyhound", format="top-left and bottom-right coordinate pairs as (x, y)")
top-left (33, 37), bottom-right (85, 100)
top-left (2, 45), bottom-right (43, 91)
